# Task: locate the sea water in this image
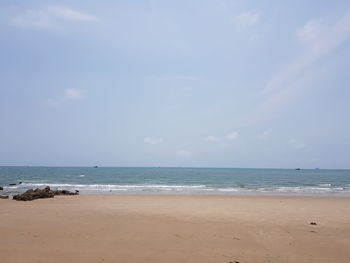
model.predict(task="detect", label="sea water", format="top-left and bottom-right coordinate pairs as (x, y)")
top-left (1, 166), bottom-right (350, 196)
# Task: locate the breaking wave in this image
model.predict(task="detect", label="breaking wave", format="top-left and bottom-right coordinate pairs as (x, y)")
top-left (3, 182), bottom-right (350, 196)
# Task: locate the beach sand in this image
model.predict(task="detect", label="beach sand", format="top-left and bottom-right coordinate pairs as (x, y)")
top-left (1, 195), bottom-right (350, 263)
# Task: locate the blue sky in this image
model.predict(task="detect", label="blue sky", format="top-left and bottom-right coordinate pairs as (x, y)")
top-left (1, 0), bottom-right (350, 168)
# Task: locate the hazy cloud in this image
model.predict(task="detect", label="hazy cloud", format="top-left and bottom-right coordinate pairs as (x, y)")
top-left (221, 143), bottom-right (230, 148)
top-left (233, 11), bottom-right (260, 29)
top-left (241, 12), bottom-right (350, 127)
top-left (265, 12), bottom-right (350, 95)
top-left (65, 88), bottom-right (85, 100)
top-left (226, 131), bottom-right (239, 141)
top-left (288, 139), bottom-right (307, 150)
top-left (144, 137), bottom-right (163, 145)
top-left (44, 98), bottom-right (60, 108)
top-left (257, 131), bottom-right (270, 139)
top-left (49, 6), bottom-right (96, 21)
top-left (146, 76), bottom-right (199, 82)
top-left (177, 150), bottom-right (190, 157)
top-left (10, 9), bottom-right (54, 29)
top-left (10, 6), bottom-right (96, 30)
top-left (204, 136), bottom-right (220, 143)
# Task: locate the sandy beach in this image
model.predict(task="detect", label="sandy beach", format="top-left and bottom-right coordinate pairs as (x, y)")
top-left (1, 195), bottom-right (350, 263)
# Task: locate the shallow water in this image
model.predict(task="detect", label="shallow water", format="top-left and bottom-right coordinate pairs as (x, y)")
top-left (1, 166), bottom-right (350, 196)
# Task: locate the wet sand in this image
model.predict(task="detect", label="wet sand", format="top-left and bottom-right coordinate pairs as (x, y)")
top-left (1, 195), bottom-right (350, 263)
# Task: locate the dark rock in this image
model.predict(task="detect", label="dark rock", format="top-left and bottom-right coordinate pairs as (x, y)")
top-left (9, 181), bottom-right (22, 186)
top-left (0, 186), bottom-right (3, 190)
top-left (13, 186), bottom-right (79, 201)
top-left (0, 195), bottom-right (9, 199)
top-left (13, 186), bottom-right (54, 201)
top-left (310, 222), bottom-right (317, 225)
top-left (52, 189), bottom-right (79, 196)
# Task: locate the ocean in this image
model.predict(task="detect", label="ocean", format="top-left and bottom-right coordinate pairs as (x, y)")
top-left (1, 166), bottom-right (350, 196)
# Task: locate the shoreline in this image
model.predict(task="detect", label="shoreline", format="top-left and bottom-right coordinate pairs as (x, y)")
top-left (3, 185), bottom-right (350, 197)
top-left (1, 195), bottom-right (350, 263)
top-left (4, 193), bottom-right (350, 201)
top-left (3, 189), bottom-right (350, 197)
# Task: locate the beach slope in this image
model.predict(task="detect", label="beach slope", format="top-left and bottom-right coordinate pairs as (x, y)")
top-left (1, 195), bottom-right (350, 263)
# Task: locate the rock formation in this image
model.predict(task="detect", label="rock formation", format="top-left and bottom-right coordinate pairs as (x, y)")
top-left (53, 189), bottom-right (79, 195)
top-left (13, 186), bottom-right (79, 201)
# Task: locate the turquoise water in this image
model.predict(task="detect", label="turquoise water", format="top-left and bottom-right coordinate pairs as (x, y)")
top-left (1, 166), bottom-right (350, 196)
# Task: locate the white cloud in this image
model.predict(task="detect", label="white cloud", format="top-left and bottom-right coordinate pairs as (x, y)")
top-left (144, 137), bottom-right (163, 145)
top-left (65, 88), bottom-right (85, 100)
top-left (204, 136), bottom-right (220, 143)
top-left (288, 139), bottom-right (307, 150)
top-left (10, 6), bottom-right (96, 30)
top-left (241, 12), bottom-right (350, 127)
top-left (233, 11), bottom-right (260, 29)
top-left (45, 89), bottom-right (84, 108)
top-left (49, 6), bottom-right (96, 21)
top-left (296, 16), bottom-right (350, 53)
top-left (226, 131), bottom-right (239, 141)
top-left (257, 131), bottom-right (270, 139)
top-left (297, 19), bottom-right (323, 48)
top-left (265, 12), bottom-right (350, 95)
top-left (177, 150), bottom-right (190, 157)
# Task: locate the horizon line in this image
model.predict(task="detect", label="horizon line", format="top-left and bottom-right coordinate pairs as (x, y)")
top-left (0, 165), bottom-right (349, 170)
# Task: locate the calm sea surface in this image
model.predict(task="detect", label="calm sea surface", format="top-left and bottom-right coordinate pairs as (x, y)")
top-left (1, 166), bottom-right (350, 196)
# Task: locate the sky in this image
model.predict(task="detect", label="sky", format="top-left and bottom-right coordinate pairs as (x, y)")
top-left (0, 0), bottom-right (350, 168)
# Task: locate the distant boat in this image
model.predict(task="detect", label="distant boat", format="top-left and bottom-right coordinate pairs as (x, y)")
top-left (295, 168), bottom-right (301, 170)
top-left (93, 166), bottom-right (98, 168)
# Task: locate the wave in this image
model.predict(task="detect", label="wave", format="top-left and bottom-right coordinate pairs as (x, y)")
top-left (318, 183), bottom-right (332, 187)
top-left (267, 186), bottom-right (346, 194)
top-left (4, 182), bottom-right (350, 196)
top-left (14, 183), bottom-right (208, 193)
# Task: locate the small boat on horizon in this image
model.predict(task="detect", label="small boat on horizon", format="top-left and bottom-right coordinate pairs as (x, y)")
top-left (295, 168), bottom-right (301, 170)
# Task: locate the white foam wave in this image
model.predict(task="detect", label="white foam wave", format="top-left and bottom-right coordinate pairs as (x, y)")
top-left (318, 183), bottom-right (331, 187)
top-left (261, 186), bottom-right (347, 194)
top-left (19, 183), bottom-right (208, 193)
top-left (7, 183), bottom-right (350, 196)
top-left (217, 188), bottom-right (240, 192)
